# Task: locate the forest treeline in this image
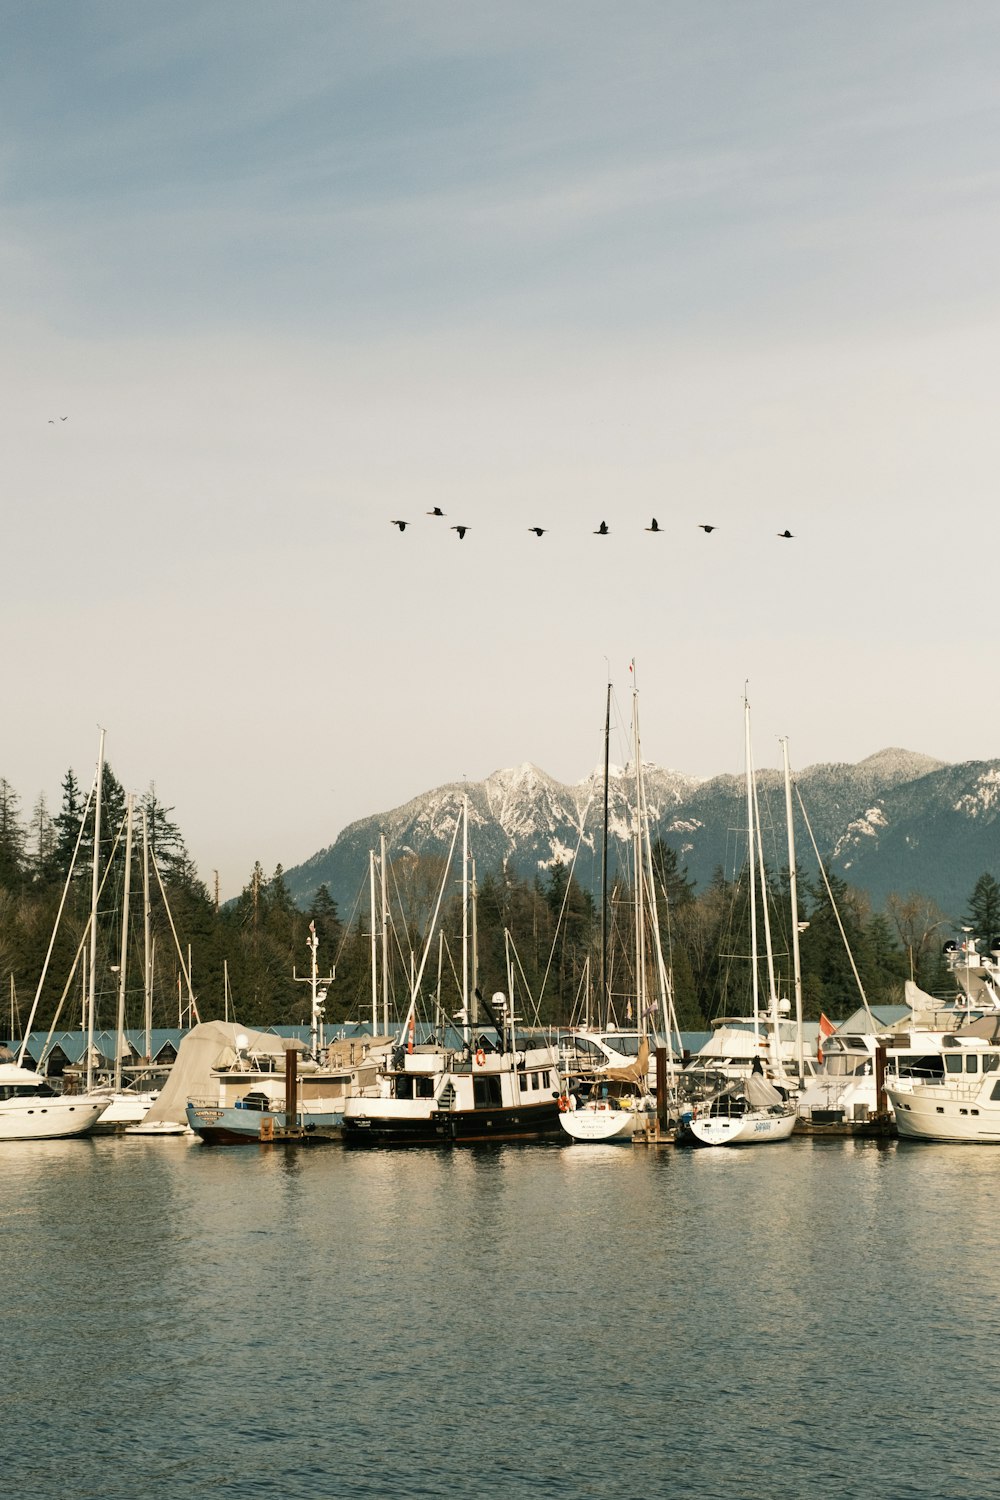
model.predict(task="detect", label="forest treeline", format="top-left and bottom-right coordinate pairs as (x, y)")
top-left (1, 766), bottom-right (999, 1040)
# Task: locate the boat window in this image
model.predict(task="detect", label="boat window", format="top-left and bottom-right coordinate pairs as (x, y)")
top-left (531, 1072), bottom-right (539, 1090)
top-left (944, 1055), bottom-right (964, 1075)
top-left (965, 1055), bottom-right (980, 1074)
top-left (991, 1081), bottom-right (1000, 1102)
top-left (473, 1076), bottom-right (502, 1108)
top-left (602, 1034), bottom-right (640, 1056)
top-left (567, 1038), bottom-right (605, 1060)
top-left (542, 1071), bottom-right (551, 1089)
top-left (984, 1055), bottom-right (1000, 1073)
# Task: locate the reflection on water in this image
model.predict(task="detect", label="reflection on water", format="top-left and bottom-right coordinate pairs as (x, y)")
top-left (2, 1136), bottom-right (990, 1499)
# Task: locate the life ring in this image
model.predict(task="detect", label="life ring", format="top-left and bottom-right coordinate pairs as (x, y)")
top-left (558, 1094), bottom-right (570, 1112)
top-left (475, 1048), bottom-right (486, 1066)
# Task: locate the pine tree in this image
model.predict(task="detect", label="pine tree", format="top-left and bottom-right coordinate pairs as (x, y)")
top-left (53, 769), bottom-right (87, 879)
top-left (965, 873), bottom-right (1000, 952)
top-left (0, 779), bottom-right (25, 890)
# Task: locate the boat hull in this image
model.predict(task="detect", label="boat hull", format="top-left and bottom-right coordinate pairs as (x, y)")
top-left (679, 1107), bottom-right (797, 1148)
top-left (185, 1101), bottom-right (344, 1144)
top-left (89, 1090), bottom-right (159, 1133)
top-left (342, 1098), bottom-right (563, 1147)
top-left (0, 1097), bottom-right (106, 1141)
top-left (558, 1102), bottom-right (650, 1142)
top-left (888, 1086), bottom-right (1000, 1143)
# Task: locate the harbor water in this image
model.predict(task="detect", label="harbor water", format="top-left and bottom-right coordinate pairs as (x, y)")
top-left (3, 1134), bottom-right (993, 1500)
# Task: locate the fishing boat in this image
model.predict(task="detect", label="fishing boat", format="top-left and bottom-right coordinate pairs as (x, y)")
top-left (184, 1037), bottom-right (387, 1144)
top-left (0, 1058), bottom-right (106, 1140)
top-left (342, 989), bottom-right (563, 1146)
top-left (343, 796), bottom-right (564, 1146)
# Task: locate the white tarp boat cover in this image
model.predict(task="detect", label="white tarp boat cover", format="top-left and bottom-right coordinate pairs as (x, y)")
top-left (139, 1021), bottom-right (290, 1126)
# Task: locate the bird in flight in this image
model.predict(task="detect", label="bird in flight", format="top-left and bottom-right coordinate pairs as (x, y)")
top-left (594, 521), bottom-right (609, 535)
top-left (390, 520), bottom-right (409, 531)
top-left (427, 506), bottom-right (445, 516)
top-left (528, 527), bottom-right (547, 537)
top-left (452, 525), bottom-right (468, 539)
top-left (645, 518), bottom-right (660, 533)
top-left (698, 524), bottom-right (716, 533)
top-left (60, 416), bottom-right (68, 421)
top-left (777, 529), bottom-right (794, 539)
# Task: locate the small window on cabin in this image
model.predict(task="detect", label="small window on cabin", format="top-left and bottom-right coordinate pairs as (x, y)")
top-left (966, 1055), bottom-right (979, 1073)
top-left (985, 1054), bottom-right (1000, 1073)
top-left (991, 1081), bottom-right (1000, 1102)
top-left (473, 1076), bottom-right (502, 1108)
top-left (945, 1055), bottom-right (964, 1074)
top-left (542, 1071), bottom-right (551, 1089)
top-left (531, 1072), bottom-right (539, 1090)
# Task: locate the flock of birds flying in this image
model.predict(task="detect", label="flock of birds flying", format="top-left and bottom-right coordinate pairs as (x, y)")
top-left (46, 420), bottom-right (795, 540)
top-left (391, 510), bottom-right (795, 539)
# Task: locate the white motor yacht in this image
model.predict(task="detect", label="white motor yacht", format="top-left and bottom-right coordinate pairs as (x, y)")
top-left (888, 1019), bottom-right (1000, 1142)
top-left (0, 1061), bottom-right (106, 1140)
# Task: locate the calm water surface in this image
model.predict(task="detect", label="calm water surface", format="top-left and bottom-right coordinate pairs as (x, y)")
top-left (2, 1134), bottom-right (995, 1499)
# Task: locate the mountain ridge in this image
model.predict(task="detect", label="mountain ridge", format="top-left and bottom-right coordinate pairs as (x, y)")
top-left (285, 748), bottom-right (997, 920)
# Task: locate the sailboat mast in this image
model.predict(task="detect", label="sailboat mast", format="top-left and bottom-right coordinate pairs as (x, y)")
top-left (750, 748), bottom-right (784, 1077)
top-left (369, 849), bottom-right (378, 1033)
top-left (781, 738), bottom-right (805, 1081)
top-left (86, 728), bottom-right (106, 1094)
top-left (462, 795), bottom-right (471, 1039)
top-left (380, 833), bottom-right (389, 1036)
top-left (601, 681), bottom-right (610, 1027)
top-left (743, 697), bottom-right (760, 1042)
top-left (113, 793), bottom-right (134, 1091)
top-left (142, 807), bottom-right (152, 1061)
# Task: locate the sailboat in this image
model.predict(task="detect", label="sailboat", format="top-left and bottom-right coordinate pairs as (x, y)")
top-left (87, 792), bottom-right (161, 1130)
top-left (3, 744), bottom-right (109, 1140)
top-left (558, 1037), bottom-right (656, 1141)
top-left (342, 796), bottom-right (565, 1146)
top-left (559, 677), bottom-right (673, 1142)
top-left (676, 694), bottom-right (797, 1147)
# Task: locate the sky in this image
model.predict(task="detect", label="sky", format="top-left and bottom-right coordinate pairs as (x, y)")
top-left (4, 1), bottom-right (1000, 900)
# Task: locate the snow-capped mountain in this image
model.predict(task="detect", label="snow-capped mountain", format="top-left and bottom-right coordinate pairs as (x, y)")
top-left (285, 749), bottom-right (999, 918)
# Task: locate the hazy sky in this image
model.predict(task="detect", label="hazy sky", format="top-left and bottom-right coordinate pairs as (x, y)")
top-left (4, 1), bottom-right (1000, 899)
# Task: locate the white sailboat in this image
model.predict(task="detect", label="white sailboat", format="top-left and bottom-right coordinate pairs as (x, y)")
top-left (677, 694), bottom-right (797, 1147)
top-left (3, 745), bottom-right (108, 1141)
top-left (558, 1037), bottom-right (656, 1141)
top-left (559, 676), bottom-right (674, 1142)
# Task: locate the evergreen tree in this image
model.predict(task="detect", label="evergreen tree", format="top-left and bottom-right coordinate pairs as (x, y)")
top-left (965, 873), bottom-right (1000, 952)
top-left (0, 778), bottom-right (25, 890)
top-left (53, 768), bottom-right (87, 879)
top-left (26, 794), bottom-right (60, 886)
top-left (141, 784), bottom-right (196, 884)
top-left (648, 837), bottom-right (696, 908)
